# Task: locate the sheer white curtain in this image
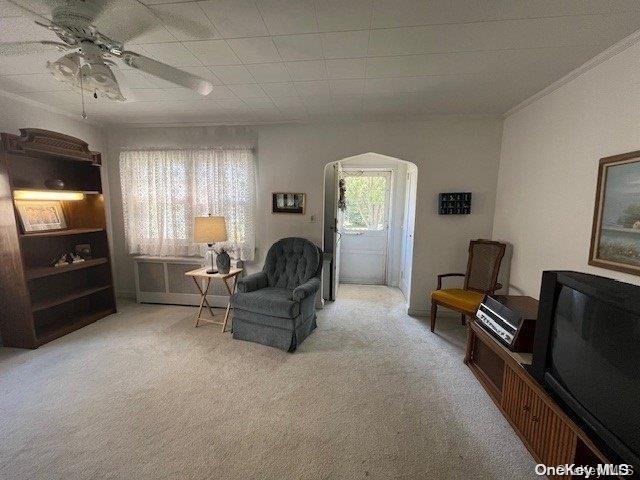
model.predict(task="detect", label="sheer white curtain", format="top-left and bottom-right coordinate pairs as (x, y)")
top-left (120, 147), bottom-right (256, 260)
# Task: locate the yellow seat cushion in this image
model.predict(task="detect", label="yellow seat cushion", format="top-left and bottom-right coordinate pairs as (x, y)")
top-left (431, 288), bottom-right (484, 313)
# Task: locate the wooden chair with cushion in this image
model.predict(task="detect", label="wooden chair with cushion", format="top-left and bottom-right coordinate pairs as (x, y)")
top-left (430, 239), bottom-right (506, 332)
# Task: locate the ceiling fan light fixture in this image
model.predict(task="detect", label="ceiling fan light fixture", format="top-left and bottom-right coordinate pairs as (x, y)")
top-left (47, 52), bottom-right (81, 81)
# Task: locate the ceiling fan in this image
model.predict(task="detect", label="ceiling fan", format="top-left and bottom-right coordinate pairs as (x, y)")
top-left (0, 0), bottom-right (214, 106)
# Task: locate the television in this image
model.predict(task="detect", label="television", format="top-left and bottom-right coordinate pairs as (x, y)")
top-left (531, 271), bottom-right (640, 469)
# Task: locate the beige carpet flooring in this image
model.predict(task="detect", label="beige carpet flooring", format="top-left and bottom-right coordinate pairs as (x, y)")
top-left (0, 285), bottom-right (538, 480)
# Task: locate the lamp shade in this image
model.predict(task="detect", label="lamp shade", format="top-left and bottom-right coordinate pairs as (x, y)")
top-left (194, 216), bottom-right (228, 244)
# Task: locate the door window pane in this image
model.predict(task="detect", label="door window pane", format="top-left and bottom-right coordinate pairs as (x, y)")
top-left (343, 173), bottom-right (388, 231)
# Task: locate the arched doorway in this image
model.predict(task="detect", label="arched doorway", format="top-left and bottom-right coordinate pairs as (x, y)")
top-left (322, 153), bottom-right (418, 308)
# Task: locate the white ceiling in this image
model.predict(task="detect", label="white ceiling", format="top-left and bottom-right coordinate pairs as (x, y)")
top-left (1, 0), bottom-right (640, 125)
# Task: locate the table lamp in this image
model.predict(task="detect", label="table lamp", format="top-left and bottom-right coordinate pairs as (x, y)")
top-left (194, 215), bottom-right (228, 274)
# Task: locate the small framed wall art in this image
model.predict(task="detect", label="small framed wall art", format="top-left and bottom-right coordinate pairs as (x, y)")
top-left (589, 150), bottom-right (640, 276)
top-left (272, 192), bottom-right (306, 214)
top-left (15, 200), bottom-right (67, 233)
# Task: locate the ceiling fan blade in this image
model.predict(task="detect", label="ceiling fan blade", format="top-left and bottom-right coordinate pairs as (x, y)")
top-left (122, 52), bottom-right (214, 96)
top-left (0, 41), bottom-right (57, 55)
top-left (92, 0), bottom-right (159, 44)
top-left (5, 0), bottom-right (52, 25)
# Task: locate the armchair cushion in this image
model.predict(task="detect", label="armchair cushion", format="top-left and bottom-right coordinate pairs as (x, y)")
top-left (231, 287), bottom-right (299, 319)
top-left (237, 271), bottom-right (268, 293)
top-left (263, 237), bottom-right (320, 290)
top-left (292, 277), bottom-right (320, 301)
top-left (431, 288), bottom-right (484, 314)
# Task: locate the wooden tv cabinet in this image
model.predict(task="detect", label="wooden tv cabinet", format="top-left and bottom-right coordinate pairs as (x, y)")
top-left (465, 318), bottom-right (613, 478)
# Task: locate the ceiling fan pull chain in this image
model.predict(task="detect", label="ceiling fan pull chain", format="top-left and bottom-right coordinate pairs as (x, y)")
top-left (79, 70), bottom-right (87, 119)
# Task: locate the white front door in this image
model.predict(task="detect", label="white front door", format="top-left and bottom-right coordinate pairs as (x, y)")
top-left (339, 170), bottom-right (392, 285)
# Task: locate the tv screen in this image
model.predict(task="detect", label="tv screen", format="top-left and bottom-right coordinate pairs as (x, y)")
top-left (533, 271), bottom-right (640, 468)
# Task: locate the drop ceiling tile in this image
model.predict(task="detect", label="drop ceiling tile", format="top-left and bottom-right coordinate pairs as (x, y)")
top-left (210, 65), bottom-right (255, 84)
top-left (322, 31), bottom-right (370, 59)
top-left (286, 60), bottom-right (326, 81)
top-left (371, 0), bottom-right (640, 28)
top-left (273, 34), bottom-right (323, 61)
top-left (205, 84), bottom-right (237, 99)
top-left (257, 0), bottom-right (317, 35)
top-left (329, 79), bottom-right (364, 96)
top-left (98, 3), bottom-right (177, 45)
top-left (316, 0), bottom-right (372, 32)
top-left (227, 37), bottom-right (281, 63)
top-left (228, 83), bottom-right (267, 98)
top-left (262, 82), bottom-right (297, 97)
top-left (365, 46), bottom-right (604, 78)
top-left (215, 97), bottom-right (248, 109)
top-left (198, 0), bottom-right (268, 38)
top-left (364, 76), bottom-right (442, 94)
top-left (184, 40), bottom-right (241, 65)
top-left (179, 66), bottom-right (223, 84)
top-left (0, 17), bottom-right (59, 42)
top-left (0, 51), bottom-right (57, 75)
top-left (162, 87), bottom-right (201, 100)
top-left (139, 42), bottom-right (201, 67)
top-left (151, 3), bottom-right (219, 40)
top-left (246, 63), bottom-right (291, 82)
top-left (368, 15), bottom-right (638, 57)
top-left (325, 58), bottom-right (365, 79)
top-left (272, 95), bottom-right (304, 108)
top-left (242, 96), bottom-right (277, 108)
top-left (0, 0), bottom-right (29, 17)
top-left (0, 73), bottom-right (69, 93)
top-left (295, 80), bottom-right (331, 97)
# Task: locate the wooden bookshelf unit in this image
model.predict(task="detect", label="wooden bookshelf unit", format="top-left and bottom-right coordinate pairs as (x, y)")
top-left (465, 317), bottom-right (613, 478)
top-left (0, 129), bottom-right (116, 349)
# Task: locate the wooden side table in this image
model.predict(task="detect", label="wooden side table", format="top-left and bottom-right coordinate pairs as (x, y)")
top-left (184, 267), bottom-right (243, 332)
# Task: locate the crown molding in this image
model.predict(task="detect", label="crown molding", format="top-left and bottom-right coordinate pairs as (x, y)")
top-left (505, 28), bottom-right (640, 118)
top-left (0, 89), bottom-right (102, 127)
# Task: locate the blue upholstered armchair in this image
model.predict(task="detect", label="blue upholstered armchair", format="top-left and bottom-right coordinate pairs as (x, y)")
top-left (230, 237), bottom-right (322, 351)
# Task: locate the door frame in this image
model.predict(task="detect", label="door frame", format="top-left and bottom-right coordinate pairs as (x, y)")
top-left (399, 165), bottom-right (417, 304)
top-left (340, 167), bottom-right (394, 285)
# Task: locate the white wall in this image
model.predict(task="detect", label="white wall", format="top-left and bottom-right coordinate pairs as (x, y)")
top-left (0, 92), bottom-right (105, 152)
top-left (107, 117), bottom-right (503, 315)
top-left (493, 40), bottom-right (640, 298)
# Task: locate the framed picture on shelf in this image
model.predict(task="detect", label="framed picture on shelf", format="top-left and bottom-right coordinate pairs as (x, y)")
top-left (15, 200), bottom-right (67, 233)
top-left (272, 192), bottom-right (306, 214)
top-left (589, 150), bottom-right (640, 276)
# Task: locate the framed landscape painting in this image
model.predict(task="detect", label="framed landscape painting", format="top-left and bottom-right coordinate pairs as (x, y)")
top-left (589, 150), bottom-right (640, 275)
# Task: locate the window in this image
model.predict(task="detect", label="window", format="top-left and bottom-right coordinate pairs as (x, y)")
top-left (120, 148), bottom-right (256, 260)
top-left (342, 171), bottom-right (390, 231)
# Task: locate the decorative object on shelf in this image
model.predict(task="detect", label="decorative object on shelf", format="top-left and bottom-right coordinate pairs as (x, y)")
top-left (589, 150), bottom-right (640, 276)
top-left (214, 244), bottom-right (232, 274)
top-left (52, 251), bottom-right (85, 268)
top-left (338, 178), bottom-right (347, 211)
top-left (194, 215), bottom-right (228, 274)
top-left (15, 200), bottom-right (67, 233)
top-left (44, 178), bottom-right (65, 190)
top-left (75, 243), bottom-right (92, 260)
top-left (438, 192), bottom-right (471, 215)
top-left (272, 192), bottom-right (305, 214)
